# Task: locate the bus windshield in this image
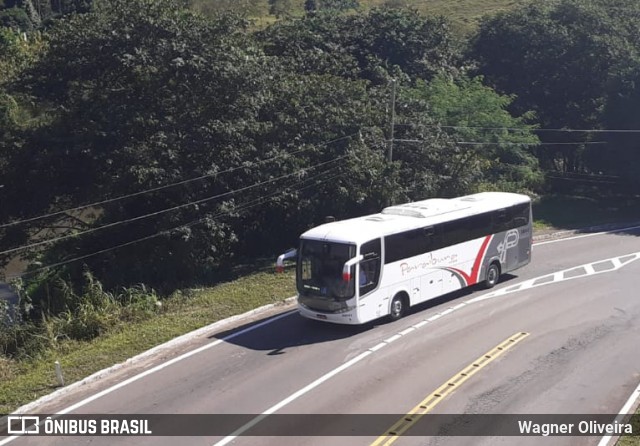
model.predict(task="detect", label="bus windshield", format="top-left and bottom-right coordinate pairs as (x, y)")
top-left (297, 240), bottom-right (356, 300)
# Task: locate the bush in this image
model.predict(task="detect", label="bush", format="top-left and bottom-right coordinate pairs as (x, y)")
top-left (0, 355), bottom-right (15, 381)
top-left (0, 7), bottom-right (32, 31)
top-left (118, 284), bottom-right (162, 322)
top-left (48, 302), bottom-right (120, 341)
top-left (0, 299), bottom-right (51, 358)
top-left (1, 271), bottom-right (161, 358)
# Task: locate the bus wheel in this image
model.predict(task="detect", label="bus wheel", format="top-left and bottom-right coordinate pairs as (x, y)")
top-left (389, 294), bottom-right (406, 321)
top-left (484, 263), bottom-right (501, 289)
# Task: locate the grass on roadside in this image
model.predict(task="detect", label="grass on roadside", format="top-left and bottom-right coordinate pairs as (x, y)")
top-left (0, 270), bottom-right (295, 413)
top-left (618, 411), bottom-right (640, 446)
top-left (532, 194), bottom-right (640, 231)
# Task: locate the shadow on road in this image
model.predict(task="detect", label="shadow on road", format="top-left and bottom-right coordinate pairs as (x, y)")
top-left (208, 276), bottom-right (519, 353)
top-left (403, 273), bottom-right (518, 318)
top-left (208, 310), bottom-right (373, 353)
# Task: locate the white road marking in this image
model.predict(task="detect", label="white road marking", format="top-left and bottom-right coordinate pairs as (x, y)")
top-left (412, 320), bottom-right (429, 329)
top-left (3, 224), bottom-right (640, 445)
top-left (439, 308), bottom-right (455, 316)
top-left (596, 380), bottom-right (640, 446)
top-left (0, 310), bottom-right (296, 446)
top-left (213, 350), bottom-right (375, 446)
top-left (467, 252), bottom-right (640, 304)
top-left (368, 343), bottom-right (386, 353)
top-left (384, 334), bottom-right (402, 344)
top-left (211, 251), bottom-right (640, 445)
top-left (398, 327), bottom-right (416, 336)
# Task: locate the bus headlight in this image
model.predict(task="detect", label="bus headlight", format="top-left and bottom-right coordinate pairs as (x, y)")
top-left (333, 305), bottom-right (355, 314)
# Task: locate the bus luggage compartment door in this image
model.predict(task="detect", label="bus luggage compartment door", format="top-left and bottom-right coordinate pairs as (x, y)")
top-left (419, 270), bottom-right (443, 303)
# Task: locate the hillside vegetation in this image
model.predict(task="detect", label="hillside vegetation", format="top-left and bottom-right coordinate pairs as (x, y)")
top-left (188, 0), bottom-right (523, 32)
top-left (0, 1), bottom-right (639, 407)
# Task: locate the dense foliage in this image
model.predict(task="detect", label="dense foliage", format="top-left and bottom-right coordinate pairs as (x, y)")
top-left (471, 0), bottom-right (640, 174)
top-left (0, 0), bottom-right (638, 352)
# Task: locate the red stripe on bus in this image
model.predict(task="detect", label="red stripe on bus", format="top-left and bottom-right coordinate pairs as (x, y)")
top-left (470, 235), bottom-right (493, 284)
top-left (440, 235), bottom-right (494, 286)
top-left (447, 267), bottom-right (471, 286)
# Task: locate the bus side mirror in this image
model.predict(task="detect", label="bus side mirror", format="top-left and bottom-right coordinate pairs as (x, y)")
top-left (276, 248), bottom-right (297, 273)
top-left (342, 255), bottom-right (364, 282)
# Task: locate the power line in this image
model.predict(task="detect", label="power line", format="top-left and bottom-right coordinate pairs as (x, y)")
top-left (0, 156), bottom-right (349, 256)
top-left (14, 167), bottom-right (344, 278)
top-left (457, 141), bottom-right (607, 146)
top-left (393, 139), bottom-right (607, 146)
top-left (11, 167), bottom-right (348, 278)
top-left (0, 133), bottom-right (358, 229)
top-left (544, 175), bottom-right (621, 185)
top-left (394, 123), bottom-right (640, 133)
top-left (541, 169), bottom-right (620, 178)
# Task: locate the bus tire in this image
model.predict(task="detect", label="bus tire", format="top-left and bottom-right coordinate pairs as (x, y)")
top-left (484, 262), bottom-right (501, 289)
top-left (389, 293), bottom-right (407, 322)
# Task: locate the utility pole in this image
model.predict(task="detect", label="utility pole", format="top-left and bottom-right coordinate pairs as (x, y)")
top-left (387, 78), bottom-right (396, 163)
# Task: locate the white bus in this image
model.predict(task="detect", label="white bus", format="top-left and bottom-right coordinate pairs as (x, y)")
top-left (277, 192), bottom-right (532, 324)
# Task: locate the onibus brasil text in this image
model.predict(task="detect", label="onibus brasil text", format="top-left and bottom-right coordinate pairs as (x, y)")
top-left (8, 416), bottom-right (152, 435)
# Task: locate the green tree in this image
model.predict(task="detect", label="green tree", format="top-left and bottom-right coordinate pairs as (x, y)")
top-left (0, 0), bottom-right (393, 295)
top-left (471, 0), bottom-right (640, 173)
top-left (405, 75), bottom-right (542, 192)
top-left (303, 0), bottom-right (315, 13)
top-left (0, 7), bottom-right (32, 30)
top-left (268, 0), bottom-right (295, 17)
top-left (589, 63), bottom-right (640, 185)
top-left (318, 0), bottom-right (358, 11)
top-left (190, 0), bottom-right (265, 17)
top-left (54, 0), bottom-right (92, 14)
top-left (1, 0), bottom-right (278, 289)
top-left (0, 28), bottom-right (44, 174)
top-left (260, 8), bottom-right (462, 85)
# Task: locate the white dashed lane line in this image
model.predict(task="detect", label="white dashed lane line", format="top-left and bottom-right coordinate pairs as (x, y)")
top-left (467, 252), bottom-right (640, 304)
top-left (212, 250), bottom-right (640, 446)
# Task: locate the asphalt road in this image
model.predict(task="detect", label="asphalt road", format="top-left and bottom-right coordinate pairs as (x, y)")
top-left (3, 227), bottom-right (640, 446)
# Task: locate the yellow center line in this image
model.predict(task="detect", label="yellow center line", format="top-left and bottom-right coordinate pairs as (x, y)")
top-left (370, 331), bottom-right (530, 446)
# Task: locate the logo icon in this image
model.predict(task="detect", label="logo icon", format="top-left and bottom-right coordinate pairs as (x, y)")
top-left (497, 229), bottom-right (519, 263)
top-left (7, 416), bottom-right (40, 434)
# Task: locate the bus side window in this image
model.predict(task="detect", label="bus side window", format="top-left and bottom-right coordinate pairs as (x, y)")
top-left (442, 220), bottom-right (466, 246)
top-left (423, 225), bottom-right (445, 251)
top-left (512, 203), bottom-right (530, 227)
top-left (359, 238), bottom-right (381, 296)
top-left (467, 213), bottom-right (493, 239)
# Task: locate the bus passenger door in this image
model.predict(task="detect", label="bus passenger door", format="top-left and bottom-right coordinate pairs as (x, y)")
top-left (358, 238), bottom-right (383, 321)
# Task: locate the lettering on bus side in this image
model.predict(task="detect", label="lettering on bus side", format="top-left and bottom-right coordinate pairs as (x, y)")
top-left (400, 253), bottom-right (459, 276)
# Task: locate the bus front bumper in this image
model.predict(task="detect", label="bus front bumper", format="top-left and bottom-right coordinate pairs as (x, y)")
top-left (298, 304), bottom-right (360, 324)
